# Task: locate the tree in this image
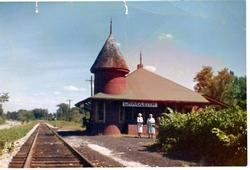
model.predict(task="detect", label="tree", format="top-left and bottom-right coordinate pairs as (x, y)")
top-left (17, 109), bottom-right (34, 123)
top-left (56, 103), bottom-right (69, 120)
top-left (6, 111), bottom-right (18, 120)
top-left (6, 108), bottom-right (54, 121)
top-left (47, 113), bottom-right (54, 120)
top-left (0, 93), bottom-right (9, 103)
top-left (213, 68), bottom-right (234, 103)
top-left (231, 76), bottom-right (246, 109)
top-left (0, 93), bottom-right (9, 116)
top-left (194, 66), bottom-right (246, 109)
top-left (194, 66), bottom-right (214, 96)
top-left (69, 107), bottom-right (82, 123)
top-left (32, 108), bottom-right (49, 120)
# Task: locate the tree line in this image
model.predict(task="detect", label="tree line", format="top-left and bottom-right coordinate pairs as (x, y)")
top-left (5, 104), bottom-right (86, 124)
top-left (0, 95), bottom-right (87, 124)
top-left (1, 91), bottom-right (87, 125)
top-left (194, 66), bottom-right (246, 109)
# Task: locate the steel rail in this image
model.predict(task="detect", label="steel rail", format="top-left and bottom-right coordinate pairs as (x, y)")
top-left (23, 125), bottom-right (40, 168)
top-left (45, 123), bottom-right (94, 167)
top-left (10, 122), bottom-right (94, 168)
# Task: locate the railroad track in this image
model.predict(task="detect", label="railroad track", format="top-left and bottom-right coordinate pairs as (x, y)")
top-left (9, 123), bottom-right (94, 168)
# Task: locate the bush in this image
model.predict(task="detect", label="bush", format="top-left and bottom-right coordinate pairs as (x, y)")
top-left (158, 107), bottom-right (247, 165)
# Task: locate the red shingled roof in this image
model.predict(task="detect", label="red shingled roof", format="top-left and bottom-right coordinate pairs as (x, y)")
top-left (89, 68), bottom-right (209, 103)
top-left (90, 35), bottom-right (129, 73)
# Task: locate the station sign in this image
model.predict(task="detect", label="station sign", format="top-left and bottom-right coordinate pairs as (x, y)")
top-left (122, 101), bottom-right (158, 108)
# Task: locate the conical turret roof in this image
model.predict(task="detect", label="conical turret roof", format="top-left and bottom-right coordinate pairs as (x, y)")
top-left (90, 22), bottom-right (129, 73)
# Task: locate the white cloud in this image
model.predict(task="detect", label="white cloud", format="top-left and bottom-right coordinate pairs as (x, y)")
top-left (166, 34), bottom-right (173, 38)
top-left (63, 85), bottom-right (86, 92)
top-left (144, 65), bottom-right (157, 72)
top-left (32, 92), bottom-right (46, 96)
top-left (158, 33), bottom-right (173, 40)
top-left (53, 91), bottom-right (61, 95)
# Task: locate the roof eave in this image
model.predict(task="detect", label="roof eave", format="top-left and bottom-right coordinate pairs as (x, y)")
top-left (90, 67), bottom-right (130, 74)
top-left (88, 96), bottom-right (209, 104)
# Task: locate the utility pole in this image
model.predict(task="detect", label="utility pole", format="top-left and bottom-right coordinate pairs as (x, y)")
top-left (85, 75), bottom-right (94, 96)
top-left (66, 99), bottom-right (72, 121)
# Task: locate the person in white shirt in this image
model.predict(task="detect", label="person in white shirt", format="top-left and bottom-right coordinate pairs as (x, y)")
top-left (137, 113), bottom-right (143, 138)
top-left (147, 114), bottom-right (156, 139)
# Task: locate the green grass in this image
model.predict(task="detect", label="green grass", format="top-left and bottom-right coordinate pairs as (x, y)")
top-left (46, 120), bottom-right (84, 131)
top-left (0, 121), bottom-right (37, 155)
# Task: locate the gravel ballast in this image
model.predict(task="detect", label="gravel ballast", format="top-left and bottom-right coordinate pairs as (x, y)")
top-left (62, 134), bottom-right (198, 167)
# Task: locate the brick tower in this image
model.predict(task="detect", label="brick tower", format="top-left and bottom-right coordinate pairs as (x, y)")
top-left (90, 20), bottom-right (129, 95)
top-left (90, 20), bottom-right (129, 135)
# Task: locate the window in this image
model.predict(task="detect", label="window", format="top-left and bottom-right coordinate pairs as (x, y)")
top-left (95, 101), bottom-right (105, 122)
top-left (119, 106), bottom-right (125, 123)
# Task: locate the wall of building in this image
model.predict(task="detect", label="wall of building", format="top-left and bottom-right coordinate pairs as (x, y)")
top-left (90, 100), bottom-right (124, 135)
top-left (88, 100), bottom-right (208, 135)
top-left (94, 70), bottom-right (126, 95)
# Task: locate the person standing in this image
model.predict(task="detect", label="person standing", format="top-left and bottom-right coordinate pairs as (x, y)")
top-left (147, 114), bottom-right (156, 139)
top-left (137, 113), bottom-right (143, 138)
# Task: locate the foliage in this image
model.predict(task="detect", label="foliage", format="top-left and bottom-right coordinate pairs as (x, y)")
top-left (55, 103), bottom-right (86, 124)
top-left (0, 92), bottom-right (9, 124)
top-left (0, 92), bottom-right (9, 104)
top-left (194, 66), bottom-right (214, 95)
top-left (7, 108), bottom-right (54, 122)
top-left (16, 109), bottom-right (35, 123)
top-left (193, 66), bottom-right (246, 109)
top-left (32, 108), bottom-right (49, 120)
top-left (158, 107), bottom-right (247, 165)
top-left (56, 103), bottom-right (70, 121)
top-left (0, 121), bottom-right (37, 155)
top-left (230, 76), bottom-right (247, 110)
top-left (6, 111), bottom-right (18, 120)
top-left (4, 102), bottom-right (84, 127)
top-left (69, 107), bottom-right (82, 123)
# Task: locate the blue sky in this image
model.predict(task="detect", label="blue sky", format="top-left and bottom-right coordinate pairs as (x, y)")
top-left (0, 1), bottom-right (246, 112)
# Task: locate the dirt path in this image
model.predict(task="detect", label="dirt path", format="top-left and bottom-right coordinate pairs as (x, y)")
top-left (62, 134), bottom-right (198, 167)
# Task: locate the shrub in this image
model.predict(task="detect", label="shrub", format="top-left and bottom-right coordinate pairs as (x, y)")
top-left (158, 107), bottom-right (247, 165)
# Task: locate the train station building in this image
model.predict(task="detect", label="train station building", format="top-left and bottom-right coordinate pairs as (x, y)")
top-left (76, 22), bottom-right (226, 136)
